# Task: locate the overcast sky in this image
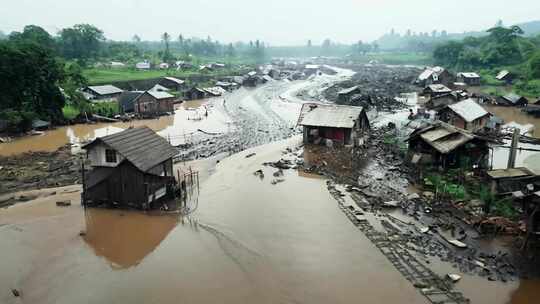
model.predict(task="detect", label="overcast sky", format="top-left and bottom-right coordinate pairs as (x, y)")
top-left (2, 0), bottom-right (539, 45)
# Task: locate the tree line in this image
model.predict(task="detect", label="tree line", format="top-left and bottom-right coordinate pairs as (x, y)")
top-left (433, 26), bottom-right (540, 77)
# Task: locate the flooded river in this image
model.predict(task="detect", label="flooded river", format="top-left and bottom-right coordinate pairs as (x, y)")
top-left (0, 69), bottom-right (538, 303)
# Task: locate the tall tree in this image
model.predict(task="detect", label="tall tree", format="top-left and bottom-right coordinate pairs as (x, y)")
top-left (132, 34), bottom-right (141, 43)
top-left (58, 24), bottom-right (105, 61)
top-left (161, 32), bottom-right (171, 62)
top-left (0, 40), bottom-right (66, 130)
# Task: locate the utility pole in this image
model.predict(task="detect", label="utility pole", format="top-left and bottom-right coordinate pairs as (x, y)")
top-left (507, 128), bottom-right (520, 169)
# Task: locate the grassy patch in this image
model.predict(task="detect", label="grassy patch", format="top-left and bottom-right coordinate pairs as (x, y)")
top-left (83, 66), bottom-right (252, 85)
top-left (62, 105), bottom-right (80, 120)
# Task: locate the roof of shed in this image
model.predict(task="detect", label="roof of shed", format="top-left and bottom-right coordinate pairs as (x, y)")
top-left (411, 122), bottom-right (478, 154)
top-left (426, 84), bottom-right (452, 93)
top-left (297, 103), bottom-right (365, 129)
top-left (447, 99), bottom-right (490, 122)
top-left (458, 72), bottom-right (480, 78)
top-left (502, 93), bottom-right (526, 104)
top-left (418, 66), bottom-right (445, 80)
top-left (82, 127), bottom-right (177, 173)
top-left (163, 77), bottom-right (185, 85)
top-left (147, 91), bottom-right (175, 100)
top-left (86, 85), bottom-right (123, 96)
top-left (496, 70), bottom-right (510, 80)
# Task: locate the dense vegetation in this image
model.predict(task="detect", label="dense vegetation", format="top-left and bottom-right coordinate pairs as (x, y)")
top-left (433, 26), bottom-right (540, 97)
top-left (0, 26), bottom-right (87, 132)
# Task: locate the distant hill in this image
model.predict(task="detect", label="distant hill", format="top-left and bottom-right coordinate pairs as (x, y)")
top-left (374, 20), bottom-right (540, 51)
top-left (516, 20), bottom-right (540, 36)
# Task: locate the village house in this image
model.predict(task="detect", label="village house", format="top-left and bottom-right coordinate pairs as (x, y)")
top-left (407, 121), bottom-right (490, 169)
top-left (158, 77), bottom-right (185, 91)
top-left (423, 84), bottom-right (452, 98)
top-left (457, 72), bottom-right (481, 86)
top-left (82, 127), bottom-right (178, 209)
top-left (82, 85), bottom-right (124, 102)
top-left (159, 63), bottom-right (170, 69)
top-left (438, 99), bottom-right (491, 132)
top-left (497, 93), bottom-right (529, 107)
top-left (136, 61), bottom-right (151, 70)
top-left (487, 167), bottom-right (539, 196)
top-left (297, 103), bottom-right (370, 146)
top-left (134, 91), bottom-right (176, 116)
top-left (337, 86), bottom-right (362, 103)
top-left (185, 87), bottom-right (207, 100)
top-left (496, 70), bottom-right (514, 84)
top-left (416, 66), bottom-right (454, 87)
top-left (118, 91), bottom-right (144, 113)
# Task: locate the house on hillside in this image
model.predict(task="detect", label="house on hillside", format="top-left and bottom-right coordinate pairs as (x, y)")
top-left (497, 93), bottom-right (528, 107)
top-left (337, 86), bottom-right (362, 103)
top-left (82, 127), bottom-right (178, 209)
top-left (496, 70), bottom-right (514, 84)
top-left (425, 93), bottom-right (459, 111)
top-left (159, 77), bottom-right (185, 91)
top-left (438, 99), bottom-right (491, 132)
top-left (457, 72), bottom-right (481, 86)
top-left (159, 63), bottom-right (170, 69)
top-left (82, 85), bottom-right (124, 102)
top-left (297, 103), bottom-right (370, 146)
top-left (423, 84), bottom-right (452, 98)
top-left (407, 121), bottom-right (490, 169)
top-left (416, 66), bottom-right (454, 87)
top-left (134, 91), bottom-right (176, 116)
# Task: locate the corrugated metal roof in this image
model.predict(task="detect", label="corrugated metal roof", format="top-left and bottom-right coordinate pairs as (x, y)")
top-left (163, 77), bottom-right (185, 85)
top-left (87, 85), bottom-right (123, 96)
top-left (496, 70), bottom-right (510, 80)
top-left (426, 84), bottom-right (451, 93)
top-left (458, 72), bottom-right (480, 78)
top-left (83, 127), bottom-right (177, 173)
top-left (502, 93), bottom-right (525, 104)
top-left (305, 64), bottom-right (320, 69)
top-left (418, 66), bottom-right (445, 81)
top-left (447, 99), bottom-right (489, 122)
top-left (147, 91), bottom-right (174, 100)
top-left (297, 103), bottom-right (365, 129)
top-left (414, 122), bottom-right (475, 154)
top-left (149, 84), bottom-right (170, 92)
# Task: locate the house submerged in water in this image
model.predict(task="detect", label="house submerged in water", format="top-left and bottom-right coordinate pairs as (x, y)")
top-left (297, 103), bottom-right (370, 147)
top-left (82, 127), bottom-right (178, 209)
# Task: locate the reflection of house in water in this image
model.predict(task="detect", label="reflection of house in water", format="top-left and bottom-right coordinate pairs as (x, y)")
top-left (297, 103), bottom-right (370, 147)
top-left (83, 209), bottom-right (178, 269)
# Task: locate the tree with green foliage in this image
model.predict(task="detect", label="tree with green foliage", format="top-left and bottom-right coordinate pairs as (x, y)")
top-left (161, 32), bottom-right (171, 62)
top-left (9, 25), bottom-right (56, 51)
top-left (58, 24), bottom-right (105, 62)
top-left (0, 40), bottom-right (66, 131)
top-left (528, 51), bottom-right (540, 79)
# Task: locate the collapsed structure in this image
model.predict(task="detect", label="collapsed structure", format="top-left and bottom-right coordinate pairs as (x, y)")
top-left (407, 121), bottom-right (490, 169)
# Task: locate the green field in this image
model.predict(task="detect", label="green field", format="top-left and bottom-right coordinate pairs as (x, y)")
top-left (83, 66), bottom-right (251, 85)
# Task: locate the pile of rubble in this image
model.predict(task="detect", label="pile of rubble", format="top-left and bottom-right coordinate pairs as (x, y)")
top-left (324, 64), bottom-right (421, 111)
top-left (0, 145), bottom-right (81, 195)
